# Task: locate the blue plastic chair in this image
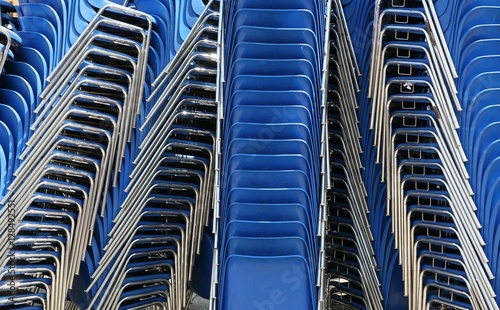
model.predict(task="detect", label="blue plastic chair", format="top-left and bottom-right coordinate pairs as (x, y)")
top-left (468, 105), bottom-right (500, 174)
top-left (0, 103), bottom-right (23, 165)
top-left (223, 187), bottom-right (315, 226)
top-left (461, 71), bottom-right (500, 137)
top-left (134, 0), bottom-right (172, 65)
top-left (433, 0), bottom-right (455, 38)
top-left (78, 0), bottom-right (97, 24)
top-left (225, 139), bottom-right (316, 178)
top-left (229, 26), bottom-right (319, 64)
top-left (223, 236), bottom-right (312, 264)
top-left (174, 0), bottom-right (194, 53)
top-left (220, 236), bottom-right (315, 301)
top-left (454, 6), bottom-right (500, 51)
top-left (220, 255), bottom-right (315, 310)
top-left (457, 24), bottom-right (500, 59)
top-left (17, 31), bottom-right (53, 73)
top-left (0, 121), bottom-right (13, 176)
top-left (223, 147), bottom-right (317, 191)
top-left (226, 170), bottom-right (314, 200)
top-left (228, 9), bottom-right (318, 45)
top-left (230, 42), bottom-right (319, 75)
top-left (226, 122), bottom-right (315, 152)
top-left (18, 3), bottom-right (62, 60)
top-left (11, 46), bottom-right (48, 87)
top-left (227, 202), bottom-right (313, 234)
top-left (188, 230), bottom-right (213, 299)
top-left (229, 0), bottom-right (321, 25)
top-left (0, 144), bottom-right (6, 198)
top-left (223, 175), bottom-right (316, 209)
top-left (228, 104), bottom-right (314, 132)
top-left (463, 87), bottom-right (500, 137)
top-left (4, 60), bottom-right (41, 115)
top-left (491, 229), bottom-right (500, 300)
top-left (225, 188), bottom-right (317, 225)
top-left (232, 8), bottom-right (317, 29)
top-left (458, 39), bottom-right (500, 71)
top-left (481, 181), bottom-right (500, 271)
top-left (66, 0), bottom-right (90, 48)
top-left (458, 55), bottom-right (500, 100)
top-left (470, 122), bottom-right (500, 178)
top-left (0, 74), bottom-right (34, 121)
top-left (228, 59), bottom-right (317, 86)
top-left (184, 0), bottom-right (204, 28)
top-left (20, 0), bottom-right (67, 46)
top-left (227, 75), bottom-right (316, 106)
top-left (226, 153), bottom-right (312, 174)
top-left (228, 90), bottom-right (317, 123)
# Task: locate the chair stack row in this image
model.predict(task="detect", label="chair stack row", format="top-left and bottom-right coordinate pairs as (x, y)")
top-left (367, 0), bottom-right (497, 309)
top-left (4, 0), bottom-right (500, 308)
top-left (0, 0), bottom-right (209, 199)
top-left (0, 5), bottom-right (154, 309)
top-left (324, 1), bottom-right (382, 309)
top-left (0, 0), bottom-right (214, 308)
top-left (212, 0), bottom-right (328, 309)
top-left (448, 0), bottom-right (500, 307)
top-left (3, 0), bottom-right (62, 74)
top-left (336, 1), bottom-right (409, 308)
top-left (0, 0), bottom-right (55, 201)
top-left (80, 3), bottom-right (219, 308)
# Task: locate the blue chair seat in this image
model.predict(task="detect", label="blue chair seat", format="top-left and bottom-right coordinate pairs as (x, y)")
top-left (220, 255), bottom-right (315, 310)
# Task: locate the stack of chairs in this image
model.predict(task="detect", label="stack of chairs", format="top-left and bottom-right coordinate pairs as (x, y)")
top-left (0, 5), bottom-right (154, 309)
top-left (81, 2), bottom-right (219, 308)
top-left (324, 1), bottom-right (383, 309)
top-left (0, 0), bottom-right (214, 308)
top-left (449, 0), bottom-right (500, 306)
top-left (0, 1), bottom-right (44, 200)
top-left (367, 0), bottom-right (497, 309)
top-left (68, 0), bottom-right (208, 60)
top-left (4, 0), bottom-right (500, 308)
top-left (339, 0), bottom-right (410, 308)
top-left (211, 0), bottom-right (328, 309)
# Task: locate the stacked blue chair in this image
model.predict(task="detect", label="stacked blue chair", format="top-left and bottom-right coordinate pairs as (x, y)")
top-left (211, 0), bottom-right (329, 309)
top-left (448, 0), bottom-right (500, 307)
top-left (68, 0), bottom-right (205, 61)
top-left (324, 1), bottom-right (382, 309)
top-left (80, 3), bottom-right (219, 308)
top-left (0, 0), bottom-right (217, 307)
top-left (366, 0), bottom-right (498, 309)
top-left (0, 3), bottom-right (37, 202)
top-left (0, 31), bottom-right (25, 200)
top-left (338, 1), bottom-right (409, 308)
top-left (5, 0), bottom-right (500, 308)
top-left (0, 5), bottom-right (154, 309)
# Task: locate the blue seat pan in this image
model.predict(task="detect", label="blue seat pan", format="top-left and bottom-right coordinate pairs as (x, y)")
top-left (220, 255), bottom-right (315, 310)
